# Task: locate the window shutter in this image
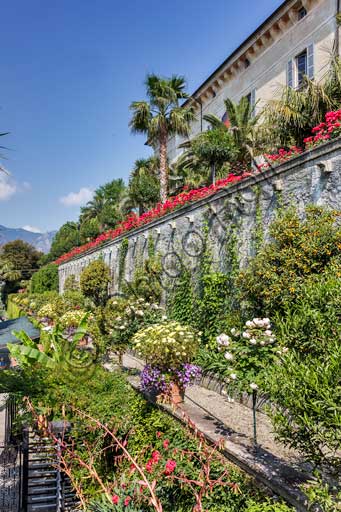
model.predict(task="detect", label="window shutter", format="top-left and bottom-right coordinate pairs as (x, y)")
top-left (251, 88), bottom-right (256, 116)
top-left (307, 44), bottom-right (314, 79)
top-left (287, 59), bottom-right (293, 87)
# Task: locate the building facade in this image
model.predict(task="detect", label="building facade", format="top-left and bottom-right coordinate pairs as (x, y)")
top-left (166, 0), bottom-right (340, 163)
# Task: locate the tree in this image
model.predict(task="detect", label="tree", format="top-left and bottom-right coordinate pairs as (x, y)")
top-left (1, 240), bottom-right (42, 280)
top-left (130, 74), bottom-right (195, 203)
top-left (79, 218), bottom-right (101, 244)
top-left (128, 157), bottom-right (160, 215)
top-left (178, 128), bottom-right (238, 185)
top-left (263, 55), bottom-right (341, 147)
top-left (80, 260), bottom-right (111, 307)
top-left (204, 96), bottom-right (261, 171)
top-left (30, 264), bottom-right (59, 294)
top-left (80, 179), bottom-right (129, 231)
top-left (48, 222), bottom-right (80, 261)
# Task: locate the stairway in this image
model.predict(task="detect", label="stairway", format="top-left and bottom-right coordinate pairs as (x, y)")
top-left (26, 430), bottom-right (78, 512)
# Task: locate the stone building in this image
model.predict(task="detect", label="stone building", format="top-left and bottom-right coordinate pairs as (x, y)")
top-left (166, 0), bottom-right (340, 163)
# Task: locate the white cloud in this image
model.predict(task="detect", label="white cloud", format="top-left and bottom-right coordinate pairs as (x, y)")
top-left (60, 187), bottom-right (93, 207)
top-left (0, 173), bottom-right (17, 201)
top-left (22, 225), bottom-right (42, 233)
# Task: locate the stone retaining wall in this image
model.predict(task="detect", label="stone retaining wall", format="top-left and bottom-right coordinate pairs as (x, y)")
top-left (59, 138), bottom-right (341, 294)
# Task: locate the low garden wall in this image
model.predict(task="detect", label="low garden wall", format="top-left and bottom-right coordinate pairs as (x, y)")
top-left (58, 138), bottom-right (341, 294)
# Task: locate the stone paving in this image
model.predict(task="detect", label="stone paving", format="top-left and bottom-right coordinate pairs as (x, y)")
top-left (114, 353), bottom-right (312, 512)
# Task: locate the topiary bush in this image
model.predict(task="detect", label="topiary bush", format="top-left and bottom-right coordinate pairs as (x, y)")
top-left (80, 260), bottom-right (111, 306)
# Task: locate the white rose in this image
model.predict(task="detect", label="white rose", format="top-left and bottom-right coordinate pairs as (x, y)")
top-left (250, 338), bottom-right (257, 345)
top-left (230, 373), bottom-right (237, 380)
top-left (264, 330), bottom-right (272, 336)
top-left (250, 383), bottom-right (258, 390)
top-left (242, 332), bottom-right (251, 339)
top-left (282, 347), bottom-right (289, 353)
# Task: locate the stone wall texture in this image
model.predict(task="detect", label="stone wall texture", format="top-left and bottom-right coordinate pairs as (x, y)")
top-left (58, 138), bottom-right (341, 295)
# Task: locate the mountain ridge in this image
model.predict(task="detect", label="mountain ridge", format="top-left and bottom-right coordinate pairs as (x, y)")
top-left (0, 225), bottom-right (56, 253)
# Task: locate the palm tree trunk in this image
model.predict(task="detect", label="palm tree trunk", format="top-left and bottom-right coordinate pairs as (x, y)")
top-left (159, 131), bottom-right (168, 203)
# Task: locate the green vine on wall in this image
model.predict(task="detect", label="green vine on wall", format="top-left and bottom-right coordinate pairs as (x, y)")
top-left (118, 238), bottom-right (129, 287)
top-left (253, 186), bottom-right (264, 255)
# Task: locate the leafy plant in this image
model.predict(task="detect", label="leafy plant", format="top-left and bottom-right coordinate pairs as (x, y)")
top-left (30, 264), bottom-right (59, 294)
top-left (80, 260), bottom-right (111, 306)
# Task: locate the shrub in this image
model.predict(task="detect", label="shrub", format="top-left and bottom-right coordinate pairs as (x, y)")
top-left (133, 321), bottom-right (200, 368)
top-left (80, 260), bottom-right (111, 306)
top-left (30, 264), bottom-right (59, 294)
top-left (238, 206), bottom-right (341, 315)
top-left (103, 297), bottom-right (164, 361)
top-left (267, 259), bottom-right (341, 468)
top-left (63, 274), bottom-right (79, 292)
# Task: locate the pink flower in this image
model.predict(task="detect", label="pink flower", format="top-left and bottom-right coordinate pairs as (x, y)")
top-left (112, 494), bottom-right (119, 505)
top-left (163, 439), bottom-right (169, 450)
top-left (164, 459), bottom-right (177, 475)
top-left (124, 496), bottom-right (131, 506)
top-left (151, 450), bottom-right (161, 462)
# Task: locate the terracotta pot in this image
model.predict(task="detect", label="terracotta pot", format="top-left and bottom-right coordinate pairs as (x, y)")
top-left (170, 382), bottom-right (185, 405)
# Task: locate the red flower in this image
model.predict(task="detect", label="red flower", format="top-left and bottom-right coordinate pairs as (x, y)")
top-left (124, 496), bottom-right (131, 506)
top-left (156, 431), bottom-right (163, 438)
top-left (112, 494), bottom-right (119, 504)
top-left (145, 459), bottom-right (154, 473)
top-left (163, 439), bottom-right (169, 450)
top-left (164, 459), bottom-right (176, 475)
top-left (151, 450), bottom-right (161, 462)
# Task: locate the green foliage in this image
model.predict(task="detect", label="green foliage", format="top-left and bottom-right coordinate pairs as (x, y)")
top-left (30, 264), bottom-right (59, 294)
top-left (168, 226), bottom-right (242, 344)
top-left (48, 221), bottom-right (81, 261)
top-left (124, 253), bottom-right (162, 303)
top-left (118, 238), bottom-right (129, 286)
top-left (80, 260), bottom-right (111, 306)
top-left (238, 206), bottom-right (341, 315)
top-left (80, 218), bottom-right (100, 244)
top-left (133, 320), bottom-right (200, 368)
top-left (63, 274), bottom-right (79, 292)
top-left (8, 314), bottom-right (90, 371)
top-left (103, 296), bottom-right (164, 359)
top-left (128, 157), bottom-right (160, 214)
top-left (303, 473), bottom-right (341, 511)
top-left (80, 179), bottom-right (129, 231)
top-left (263, 56), bottom-right (341, 147)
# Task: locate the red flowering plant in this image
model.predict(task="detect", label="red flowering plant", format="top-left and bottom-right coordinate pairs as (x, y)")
top-left (304, 109), bottom-right (341, 149)
top-left (55, 172), bottom-right (249, 266)
top-left (25, 399), bottom-right (241, 512)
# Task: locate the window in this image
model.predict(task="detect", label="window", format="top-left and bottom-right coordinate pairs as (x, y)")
top-left (298, 7), bottom-right (307, 20)
top-left (296, 50), bottom-right (307, 87)
top-left (287, 45), bottom-right (314, 88)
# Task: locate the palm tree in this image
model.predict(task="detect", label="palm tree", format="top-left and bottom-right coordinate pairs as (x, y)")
top-left (263, 55), bottom-right (341, 147)
top-left (80, 179), bottom-right (128, 231)
top-left (129, 74), bottom-right (196, 202)
top-left (204, 96), bottom-right (261, 170)
top-left (128, 157), bottom-right (160, 215)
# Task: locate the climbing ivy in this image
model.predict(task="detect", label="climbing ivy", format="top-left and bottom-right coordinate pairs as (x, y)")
top-left (118, 238), bottom-right (129, 287)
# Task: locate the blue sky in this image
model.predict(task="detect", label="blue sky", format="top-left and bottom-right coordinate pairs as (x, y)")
top-left (0, 0), bottom-right (283, 232)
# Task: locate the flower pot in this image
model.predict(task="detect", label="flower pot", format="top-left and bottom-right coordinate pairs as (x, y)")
top-left (170, 381), bottom-right (185, 405)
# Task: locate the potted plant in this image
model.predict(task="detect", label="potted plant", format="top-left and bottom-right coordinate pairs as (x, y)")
top-left (133, 321), bottom-right (201, 405)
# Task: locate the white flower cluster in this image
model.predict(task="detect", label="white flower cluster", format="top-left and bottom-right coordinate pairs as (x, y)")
top-left (240, 318), bottom-right (275, 346)
top-left (59, 309), bottom-right (87, 328)
top-left (133, 321), bottom-right (200, 367)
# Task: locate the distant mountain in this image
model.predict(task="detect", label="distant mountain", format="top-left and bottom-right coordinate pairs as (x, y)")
top-left (0, 225), bottom-right (56, 253)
